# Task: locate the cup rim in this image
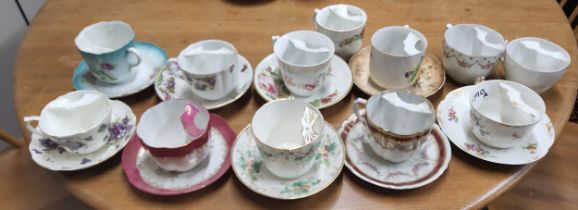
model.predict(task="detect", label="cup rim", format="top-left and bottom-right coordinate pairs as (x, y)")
top-left (177, 39), bottom-right (239, 75)
top-left (505, 37), bottom-right (571, 74)
top-left (370, 26), bottom-right (429, 58)
top-left (75, 20), bottom-right (136, 55)
top-left (315, 4), bottom-right (368, 32)
top-left (273, 30), bottom-right (335, 68)
top-left (443, 23), bottom-right (506, 57)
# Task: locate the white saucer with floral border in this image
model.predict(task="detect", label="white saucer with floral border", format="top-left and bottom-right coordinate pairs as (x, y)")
top-left (436, 86), bottom-right (555, 165)
top-left (231, 122), bottom-right (345, 199)
top-left (254, 54), bottom-right (352, 109)
top-left (73, 41), bottom-right (168, 98)
top-left (29, 100), bottom-right (136, 171)
top-left (154, 55), bottom-right (253, 110)
top-left (339, 111), bottom-right (451, 190)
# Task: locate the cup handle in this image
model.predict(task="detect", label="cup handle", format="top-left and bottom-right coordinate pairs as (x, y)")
top-left (127, 47), bottom-right (142, 67)
top-left (352, 98), bottom-right (368, 123)
top-left (166, 58), bottom-right (186, 80)
top-left (446, 23), bottom-right (454, 29)
top-left (23, 116), bottom-right (44, 136)
top-left (474, 76), bottom-right (486, 84)
top-left (313, 9), bottom-right (320, 28)
top-left (272, 35), bottom-right (280, 49)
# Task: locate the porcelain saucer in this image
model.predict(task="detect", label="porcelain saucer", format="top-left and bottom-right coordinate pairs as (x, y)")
top-left (348, 46), bottom-right (445, 97)
top-left (436, 86), bottom-right (555, 165)
top-left (29, 100), bottom-right (136, 171)
top-left (231, 122), bottom-right (344, 199)
top-left (73, 41), bottom-right (168, 98)
top-left (122, 114), bottom-right (235, 195)
top-left (254, 54), bottom-right (353, 109)
top-left (339, 111), bottom-right (451, 190)
top-left (154, 55), bottom-right (253, 110)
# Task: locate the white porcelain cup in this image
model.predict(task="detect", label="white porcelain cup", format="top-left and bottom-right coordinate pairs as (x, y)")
top-left (75, 21), bottom-right (142, 84)
top-left (353, 90), bottom-right (435, 162)
top-left (272, 30), bottom-right (335, 97)
top-left (167, 40), bottom-right (240, 101)
top-left (314, 4), bottom-right (367, 59)
top-left (469, 80), bottom-right (546, 148)
top-left (24, 90), bottom-right (112, 154)
top-left (251, 99), bottom-right (324, 179)
top-left (370, 26), bottom-right (428, 90)
top-left (504, 37), bottom-right (571, 93)
top-left (443, 24), bottom-right (506, 84)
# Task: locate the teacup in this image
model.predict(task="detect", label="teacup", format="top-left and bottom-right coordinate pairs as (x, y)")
top-left (370, 25), bottom-right (428, 90)
top-left (504, 37), bottom-right (571, 93)
top-left (137, 99), bottom-right (211, 172)
top-left (167, 40), bottom-right (240, 101)
top-left (24, 90), bottom-right (112, 154)
top-left (272, 30), bottom-right (335, 97)
top-left (251, 99), bottom-right (324, 179)
top-left (443, 24), bottom-right (506, 84)
top-left (75, 21), bottom-right (142, 84)
top-left (469, 80), bottom-right (546, 148)
top-left (353, 90), bottom-right (435, 162)
top-left (314, 4), bottom-right (367, 59)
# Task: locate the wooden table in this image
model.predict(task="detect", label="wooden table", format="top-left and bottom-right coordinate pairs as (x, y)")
top-left (13, 0), bottom-right (578, 209)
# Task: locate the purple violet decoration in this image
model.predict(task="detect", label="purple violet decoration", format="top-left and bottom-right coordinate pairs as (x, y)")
top-left (80, 158), bottom-right (91, 165)
top-left (109, 116), bottom-right (133, 140)
top-left (39, 138), bottom-right (66, 154)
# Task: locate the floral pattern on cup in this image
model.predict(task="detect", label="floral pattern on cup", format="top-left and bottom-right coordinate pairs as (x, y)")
top-left (282, 70), bottom-right (327, 92)
top-left (339, 30), bottom-right (364, 48)
top-left (442, 41), bottom-right (502, 71)
top-left (191, 75), bottom-right (217, 91)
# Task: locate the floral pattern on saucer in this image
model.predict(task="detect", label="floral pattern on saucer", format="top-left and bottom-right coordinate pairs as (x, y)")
top-left (436, 86), bottom-right (555, 165)
top-left (73, 41), bottom-right (168, 98)
top-left (339, 112), bottom-right (451, 190)
top-left (254, 54), bottom-right (352, 109)
top-left (348, 46), bottom-right (445, 97)
top-left (231, 123), bottom-right (344, 199)
top-left (154, 55), bottom-right (253, 110)
top-left (29, 100), bottom-right (136, 171)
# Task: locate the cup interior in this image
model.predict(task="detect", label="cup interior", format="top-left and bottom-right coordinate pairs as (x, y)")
top-left (75, 21), bottom-right (135, 54)
top-left (273, 30), bottom-right (335, 67)
top-left (470, 80), bottom-right (545, 126)
top-left (178, 40), bottom-right (239, 75)
top-left (506, 37), bottom-right (570, 73)
top-left (137, 100), bottom-right (210, 149)
top-left (444, 24), bottom-right (505, 57)
top-left (252, 100), bottom-right (324, 150)
top-left (39, 90), bottom-right (110, 137)
top-left (366, 90), bottom-right (434, 135)
top-left (315, 4), bottom-right (367, 31)
top-left (371, 26), bottom-right (428, 57)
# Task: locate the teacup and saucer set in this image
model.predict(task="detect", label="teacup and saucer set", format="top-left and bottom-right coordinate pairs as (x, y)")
top-left (339, 91), bottom-right (451, 189)
top-left (349, 25), bottom-right (445, 97)
top-left (72, 21), bottom-right (168, 98)
top-left (155, 40), bottom-right (254, 110)
top-left (231, 100), bottom-right (345, 199)
top-left (254, 30), bottom-right (353, 109)
top-left (121, 100), bottom-right (236, 195)
top-left (24, 90), bottom-right (136, 171)
top-left (437, 80), bottom-right (554, 165)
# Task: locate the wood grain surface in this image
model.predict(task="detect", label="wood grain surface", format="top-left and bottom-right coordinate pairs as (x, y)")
top-left (13, 0), bottom-right (578, 209)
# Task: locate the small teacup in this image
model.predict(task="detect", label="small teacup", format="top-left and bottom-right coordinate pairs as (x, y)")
top-left (167, 40), bottom-right (240, 101)
top-left (251, 99), bottom-right (324, 179)
top-left (314, 4), bottom-right (367, 59)
top-left (353, 90), bottom-right (435, 162)
top-left (137, 99), bottom-right (211, 172)
top-left (469, 80), bottom-right (546, 148)
top-left (272, 30), bottom-right (335, 96)
top-left (75, 21), bottom-right (142, 84)
top-left (443, 24), bottom-right (506, 84)
top-left (24, 90), bottom-right (112, 154)
top-left (504, 37), bottom-right (571, 93)
top-left (370, 25), bottom-right (428, 90)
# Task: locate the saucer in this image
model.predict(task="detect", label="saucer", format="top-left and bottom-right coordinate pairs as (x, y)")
top-left (348, 46), bottom-right (445, 97)
top-left (231, 122), bottom-right (344, 199)
top-left (29, 100), bottom-right (136, 171)
top-left (73, 41), bottom-right (168, 98)
top-left (155, 55), bottom-right (253, 110)
top-left (339, 111), bottom-right (451, 190)
top-left (436, 86), bottom-right (555, 165)
top-left (122, 114), bottom-right (235, 196)
top-left (254, 54), bottom-right (353, 109)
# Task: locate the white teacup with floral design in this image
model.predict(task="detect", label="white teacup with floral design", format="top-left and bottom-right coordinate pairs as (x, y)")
top-left (353, 90), bottom-right (435, 162)
top-left (167, 40), bottom-right (239, 101)
top-left (251, 99), bottom-right (324, 179)
top-left (314, 4), bottom-right (367, 59)
top-left (272, 31), bottom-right (335, 97)
top-left (469, 80), bottom-right (546, 148)
top-left (24, 90), bottom-right (112, 154)
top-left (370, 25), bottom-right (428, 90)
top-left (443, 24), bottom-right (506, 84)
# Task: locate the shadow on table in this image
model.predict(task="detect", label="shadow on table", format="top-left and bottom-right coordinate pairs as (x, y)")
top-left (222, 0), bottom-right (275, 6)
